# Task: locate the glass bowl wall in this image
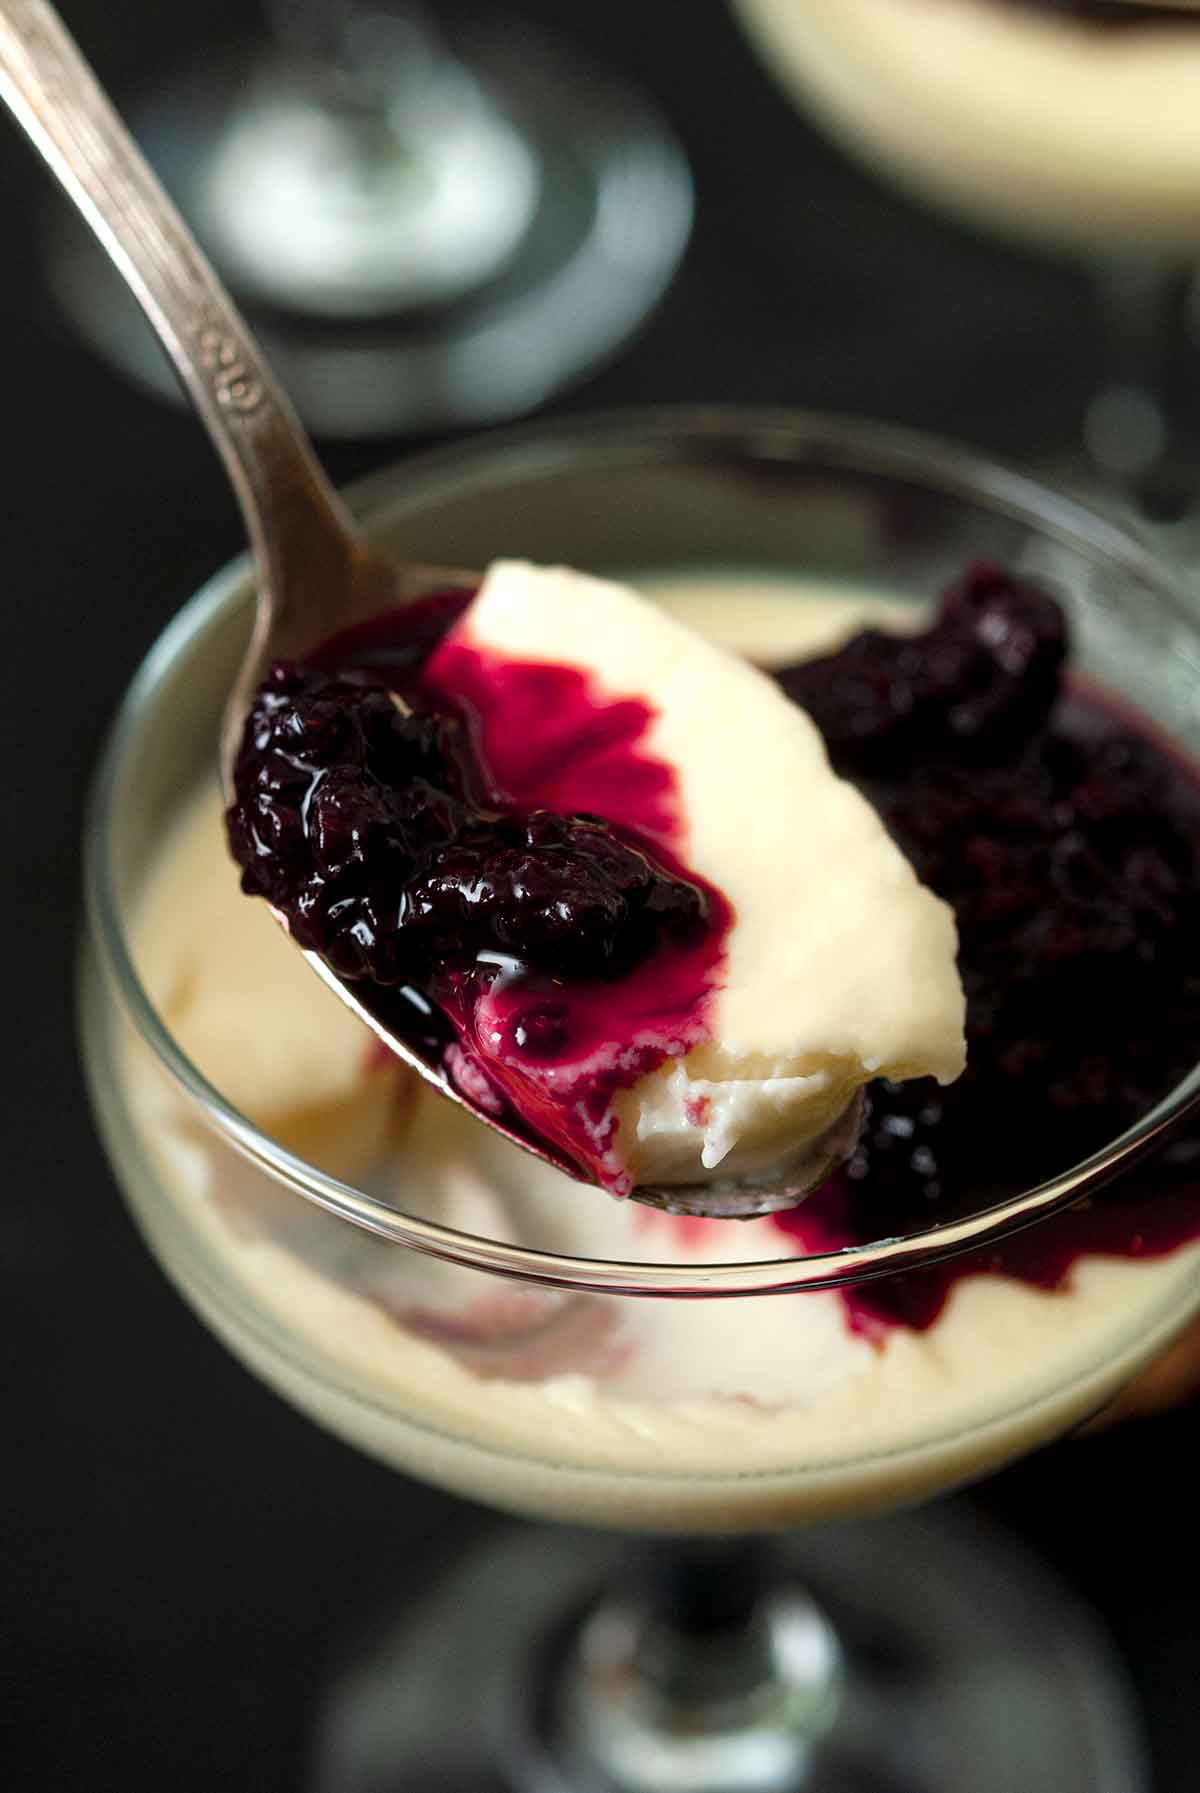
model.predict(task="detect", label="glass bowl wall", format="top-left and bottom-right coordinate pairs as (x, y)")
top-left (80, 409), bottom-right (1200, 1530)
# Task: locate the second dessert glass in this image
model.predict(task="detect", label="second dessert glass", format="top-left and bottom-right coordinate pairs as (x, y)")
top-left (731, 0), bottom-right (1200, 516)
top-left (80, 410), bottom-right (1200, 1791)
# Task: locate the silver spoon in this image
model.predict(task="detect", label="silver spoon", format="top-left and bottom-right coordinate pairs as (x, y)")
top-left (0, 0), bottom-right (861, 1217)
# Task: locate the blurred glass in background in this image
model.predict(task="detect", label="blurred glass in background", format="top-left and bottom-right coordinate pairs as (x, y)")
top-left (40, 0), bottom-right (693, 437)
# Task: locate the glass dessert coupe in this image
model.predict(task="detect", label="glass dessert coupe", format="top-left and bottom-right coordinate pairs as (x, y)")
top-left (731, 0), bottom-right (1200, 510)
top-left (80, 409), bottom-right (1200, 1792)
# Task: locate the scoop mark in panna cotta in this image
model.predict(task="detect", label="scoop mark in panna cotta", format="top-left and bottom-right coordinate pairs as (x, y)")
top-left (227, 561), bottom-right (965, 1200)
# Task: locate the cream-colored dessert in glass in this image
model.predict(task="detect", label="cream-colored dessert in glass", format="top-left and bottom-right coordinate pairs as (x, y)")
top-left (733, 0), bottom-right (1200, 253)
top-left (732, 0), bottom-right (1200, 491)
top-left (82, 412), bottom-right (1200, 1792)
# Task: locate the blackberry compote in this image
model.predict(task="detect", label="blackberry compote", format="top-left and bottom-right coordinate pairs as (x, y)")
top-left (226, 592), bottom-right (726, 1192)
top-left (774, 562), bottom-right (1200, 1330)
top-left (226, 562), bottom-right (966, 1207)
top-left (227, 662), bottom-right (707, 992)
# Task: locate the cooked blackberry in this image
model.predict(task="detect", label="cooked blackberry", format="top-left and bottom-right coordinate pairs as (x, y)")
top-left (774, 565), bottom-right (1200, 1232)
top-left (777, 562), bottom-right (1066, 772)
top-left (226, 661), bottom-right (708, 992)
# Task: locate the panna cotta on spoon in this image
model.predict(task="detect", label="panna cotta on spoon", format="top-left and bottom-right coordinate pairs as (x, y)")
top-left (226, 559), bottom-right (966, 1208)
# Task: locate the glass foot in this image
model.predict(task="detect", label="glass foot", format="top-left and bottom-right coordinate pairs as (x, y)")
top-left (308, 1505), bottom-right (1147, 1793)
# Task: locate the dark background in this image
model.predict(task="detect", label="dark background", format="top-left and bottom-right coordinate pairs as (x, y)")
top-left (2, 2), bottom-right (1197, 1788)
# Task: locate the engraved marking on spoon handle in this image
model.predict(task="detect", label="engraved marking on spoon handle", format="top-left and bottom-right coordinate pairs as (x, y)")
top-left (0, 0), bottom-right (356, 599)
top-left (196, 327), bottom-right (265, 418)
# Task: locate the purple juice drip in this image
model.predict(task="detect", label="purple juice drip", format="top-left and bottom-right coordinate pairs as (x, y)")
top-left (414, 629), bottom-right (733, 1191)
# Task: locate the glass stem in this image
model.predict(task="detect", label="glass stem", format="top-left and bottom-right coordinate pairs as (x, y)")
top-left (1085, 255), bottom-right (1195, 520)
top-left (261, 0), bottom-right (442, 87)
top-left (549, 1537), bottom-right (843, 1793)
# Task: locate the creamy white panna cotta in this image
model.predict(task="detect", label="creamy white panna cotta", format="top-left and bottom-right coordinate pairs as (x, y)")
top-left (422, 561), bottom-right (965, 1193)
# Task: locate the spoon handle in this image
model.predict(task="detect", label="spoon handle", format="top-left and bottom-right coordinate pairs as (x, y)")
top-left (0, 0), bottom-right (361, 618)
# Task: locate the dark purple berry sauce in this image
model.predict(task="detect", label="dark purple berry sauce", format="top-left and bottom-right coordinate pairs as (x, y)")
top-left (226, 592), bottom-right (730, 1195)
top-left (771, 562), bottom-right (1200, 1332)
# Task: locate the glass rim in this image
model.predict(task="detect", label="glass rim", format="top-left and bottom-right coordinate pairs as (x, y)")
top-left (83, 403), bottom-right (1200, 1297)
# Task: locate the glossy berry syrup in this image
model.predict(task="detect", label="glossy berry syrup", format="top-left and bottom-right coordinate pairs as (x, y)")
top-left (773, 563), bottom-right (1200, 1333)
top-left (226, 592), bottom-right (730, 1195)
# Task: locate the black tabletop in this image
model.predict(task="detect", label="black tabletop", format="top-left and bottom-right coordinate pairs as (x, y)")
top-left (2, 3), bottom-right (1196, 1790)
